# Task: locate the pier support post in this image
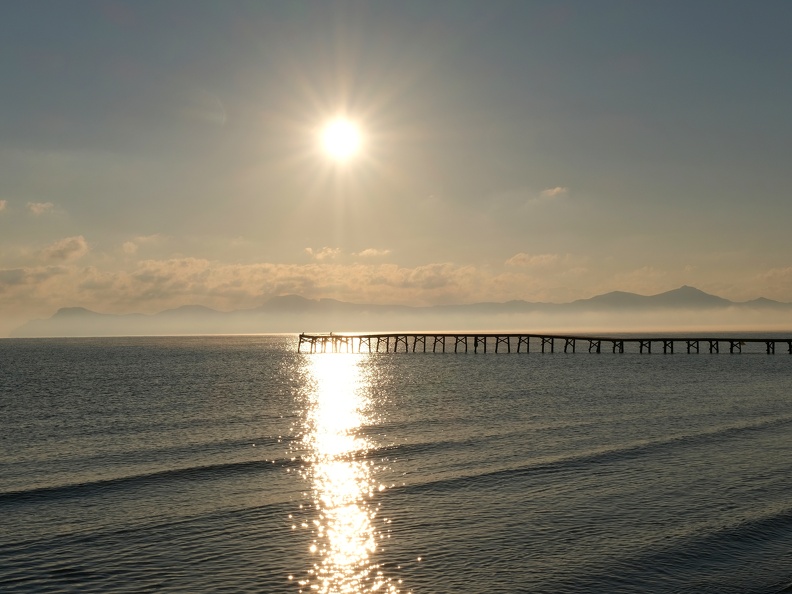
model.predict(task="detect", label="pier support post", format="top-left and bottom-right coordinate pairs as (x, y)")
top-left (395, 335), bottom-right (408, 352)
top-left (455, 335), bottom-right (468, 353)
top-left (663, 340), bottom-right (674, 354)
top-left (433, 335), bottom-right (445, 353)
top-left (766, 341), bottom-right (775, 354)
top-left (640, 340), bottom-right (652, 354)
top-left (686, 340), bottom-right (699, 354)
top-left (729, 341), bottom-right (742, 354)
top-left (709, 340), bottom-right (719, 354)
top-left (413, 335), bottom-right (426, 352)
top-left (496, 336), bottom-right (510, 353)
top-left (518, 336), bottom-right (530, 353)
top-left (564, 338), bottom-right (576, 353)
top-left (588, 340), bottom-right (601, 353)
top-left (612, 340), bottom-right (624, 353)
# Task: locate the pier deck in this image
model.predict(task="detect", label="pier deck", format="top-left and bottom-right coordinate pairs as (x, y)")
top-left (298, 332), bottom-right (792, 354)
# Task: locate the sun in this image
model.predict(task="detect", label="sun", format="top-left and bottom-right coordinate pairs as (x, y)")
top-left (321, 119), bottom-right (362, 162)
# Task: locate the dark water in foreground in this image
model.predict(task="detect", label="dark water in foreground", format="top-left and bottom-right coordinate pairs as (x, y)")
top-left (1, 335), bottom-right (792, 593)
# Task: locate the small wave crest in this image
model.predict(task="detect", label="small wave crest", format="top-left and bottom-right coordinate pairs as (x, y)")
top-left (0, 456), bottom-right (303, 505)
top-left (380, 413), bottom-right (792, 494)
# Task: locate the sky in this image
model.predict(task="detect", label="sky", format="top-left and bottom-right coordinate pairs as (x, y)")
top-left (2, 0), bottom-right (792, 335)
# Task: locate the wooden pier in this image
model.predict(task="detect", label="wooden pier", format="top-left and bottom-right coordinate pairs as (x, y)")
top-left (298, 332), bottom-right (792, 355)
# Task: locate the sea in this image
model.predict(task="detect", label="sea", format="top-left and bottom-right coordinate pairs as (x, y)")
top-left (1, 334), bottom-right (792, 593)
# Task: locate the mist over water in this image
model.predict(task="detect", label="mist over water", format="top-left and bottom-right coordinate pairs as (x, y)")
top-left (2, 335), bottom-right (792, 593)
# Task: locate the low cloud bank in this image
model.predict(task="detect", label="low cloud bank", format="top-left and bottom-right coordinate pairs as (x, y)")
top-left (3, 254), bottom-right (792, 337)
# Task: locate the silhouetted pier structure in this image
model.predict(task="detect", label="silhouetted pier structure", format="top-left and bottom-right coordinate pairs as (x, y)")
top-left (298, 333), bottom-right (792, 355)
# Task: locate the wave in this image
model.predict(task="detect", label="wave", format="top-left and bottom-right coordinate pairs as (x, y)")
top-left (381, 413), bottom-right (792, 493)
top-left (7, 413), bottom-right (789, 507)
top-left (0, 486), bottom-right (300, 563)
top-left (0, 456), bottom-right (303, 505)
top-left (554, 501), bottom-right (792, 593)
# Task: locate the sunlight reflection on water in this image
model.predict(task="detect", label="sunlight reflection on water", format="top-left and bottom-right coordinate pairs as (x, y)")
top-left (298, 354), bottom-right (399, 594)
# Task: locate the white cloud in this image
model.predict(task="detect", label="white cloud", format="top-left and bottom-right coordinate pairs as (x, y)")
top-left (487, 186), bottom-right (570, 209)
top-left (41, 236), bottom-right (90, 261)
top-left (27, 202), bottom-right (55, 215)
top-left (121, 234), bottom-right (163, 255)
top-left (305, 247), bottom-right (341, 261)
top-left (355, 248), bottom-right (391, 258)
top-left (540, 186), bottom-right (569, 199)
top-left (505, 253), bottom-right (560, 268)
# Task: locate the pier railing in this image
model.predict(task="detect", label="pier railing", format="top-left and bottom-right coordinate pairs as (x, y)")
top-left (298, 332), bottom-right (792, 355)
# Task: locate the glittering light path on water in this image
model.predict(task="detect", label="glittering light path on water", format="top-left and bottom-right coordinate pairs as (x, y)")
top-left (296, 354), bottom-right (400, 593)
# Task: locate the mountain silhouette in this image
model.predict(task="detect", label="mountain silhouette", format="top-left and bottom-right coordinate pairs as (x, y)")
top-left (10, 286), bottom-right (791, 337)
top-left (574, 285), bottom-right (732, 310)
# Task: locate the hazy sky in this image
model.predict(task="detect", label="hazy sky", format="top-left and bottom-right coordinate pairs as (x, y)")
top-left (2, 0), bottom-right (792, 334)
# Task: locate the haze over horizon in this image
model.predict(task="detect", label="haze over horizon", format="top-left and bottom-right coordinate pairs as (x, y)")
top-left (3, 1), bottom-right (792, 337)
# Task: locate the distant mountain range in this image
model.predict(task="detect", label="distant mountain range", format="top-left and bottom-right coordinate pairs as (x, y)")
top-left (10, 286), bottom-right (792, 337)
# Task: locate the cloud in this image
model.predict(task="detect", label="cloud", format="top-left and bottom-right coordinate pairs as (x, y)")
top-left (0, 258), bottom-right (486, 312)
top-left (756, 267), bottom-right (792, 300)
top-left (0, 200), bottom-right (7, 212)
top-left (121, 234), bottom-right (163, 255)
top-left (760, 267), bottom-right (792, 282)
top-left (505, 253), bottom-right (560, 268)
top-left (27, 202), bottom-right (55, 215)
top-left (6, 254), bottom-right (789, 330)
top-left (0, 266), bottom-right (66, 291)
top-left (487, 186), bottom-right (571, 210)
top-left (41, 236), bottom-right (90, 261)
top-left (305, 247), bottom-right (341, 261)
top-left (400, 263), bottom-right (460, 290)
top-left (540, 186), bottom-right (569, 199)
top-left (601, 266), bottom-right (669, 296)
top-left (355, 248), bottom-right (391, 257)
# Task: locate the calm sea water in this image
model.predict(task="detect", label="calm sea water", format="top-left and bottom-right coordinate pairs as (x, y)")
top-left (1, 334), bottom-right (792, 593)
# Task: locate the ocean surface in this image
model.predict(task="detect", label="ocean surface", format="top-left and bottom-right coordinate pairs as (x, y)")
top-left (1, 334), bottom-right (792, 593)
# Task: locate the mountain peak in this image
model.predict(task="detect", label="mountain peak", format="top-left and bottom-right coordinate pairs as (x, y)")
top-left (661, 285), bottom-right (710, 295)
top-left (652, 286), bottom-right (731, 306)
top-left (53, 307), bottom-right (101, 318)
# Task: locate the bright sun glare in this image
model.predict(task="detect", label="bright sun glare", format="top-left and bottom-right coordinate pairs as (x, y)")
top-left (321, 119), bottom-right (362, 162)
